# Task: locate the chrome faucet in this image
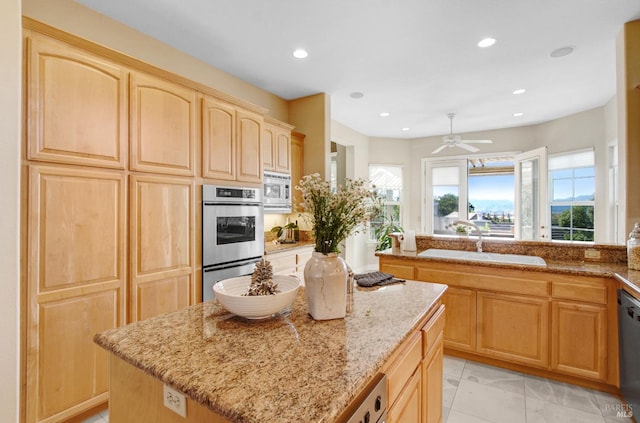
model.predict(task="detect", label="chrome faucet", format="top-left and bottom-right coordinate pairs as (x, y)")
top-left (453, 220), bottom-right (483, 253)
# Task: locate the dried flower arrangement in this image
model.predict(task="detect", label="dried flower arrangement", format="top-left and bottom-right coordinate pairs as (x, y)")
top-left (296, 173), bottom-right (375, 254)
top-left (243, 259), bottom-right (279, 296)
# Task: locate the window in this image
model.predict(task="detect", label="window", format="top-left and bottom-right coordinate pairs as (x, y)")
top-left (369, 165), bottom-right (402, 242)
top-left (549, 149), bottom-right (595, 242)
top-left (424, 156), bottom-right (515, 237)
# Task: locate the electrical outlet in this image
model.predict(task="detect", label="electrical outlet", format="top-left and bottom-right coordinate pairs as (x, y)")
top-left (584, 249), bottom-right (601, 259)
top-left (163, 384), bottom-right (186, 418)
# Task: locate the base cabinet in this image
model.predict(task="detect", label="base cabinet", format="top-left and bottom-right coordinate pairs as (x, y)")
top-left (388, 365), bottom-right (422, 423)
top-left (441, 287), bottom-right (476, 352)
top-left (551, 301), bottom-right (607, 380)
top-left (385, 304), bottom-right (445, 423)
top-left (380, 256), bottom-right (615, 387)
top-left (477, 292), bottom-right (549, 368)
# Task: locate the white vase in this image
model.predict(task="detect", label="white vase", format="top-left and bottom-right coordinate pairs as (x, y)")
top-left (303, 252), bottom-right (348, 320)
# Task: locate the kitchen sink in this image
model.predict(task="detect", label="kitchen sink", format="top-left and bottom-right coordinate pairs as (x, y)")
top-left (417, 248), bottom-right (546, 267)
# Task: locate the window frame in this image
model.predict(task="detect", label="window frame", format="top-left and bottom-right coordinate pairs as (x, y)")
top-left (368, 164), bottom-right (403, 243)
top-left (548, 148), bottom-right (595, 243)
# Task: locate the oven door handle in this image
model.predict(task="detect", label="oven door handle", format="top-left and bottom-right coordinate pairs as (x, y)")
top-left (203, 257), bottom-right (262, 272)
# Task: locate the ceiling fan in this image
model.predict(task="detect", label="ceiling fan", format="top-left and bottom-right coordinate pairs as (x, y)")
top-left (432, 113), bottom-right (493, 154)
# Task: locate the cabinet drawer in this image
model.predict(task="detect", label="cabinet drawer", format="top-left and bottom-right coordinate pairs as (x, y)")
top-left (385, 331), bottom-right (422, 408)
top-left (380, 263), bottom-right (415, 280)
top-left (422, 305), bottom-right (445, 356)
top-left (552, 277), bottom-right (607, 304)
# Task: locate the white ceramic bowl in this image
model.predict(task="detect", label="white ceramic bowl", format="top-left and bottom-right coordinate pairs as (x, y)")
top-left (213, 275), bottom-right (301, 319)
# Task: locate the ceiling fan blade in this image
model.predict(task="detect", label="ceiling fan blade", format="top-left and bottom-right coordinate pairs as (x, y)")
top-left (462, 139), bottom-right (493, 144)
top-left (457, 143), bottom-right (480, 153)
top-left (432, 144), bottom-right (448, 154)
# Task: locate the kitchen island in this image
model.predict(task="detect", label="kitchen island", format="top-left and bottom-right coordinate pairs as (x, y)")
top-left (94, 280), bottom-right (447, 423)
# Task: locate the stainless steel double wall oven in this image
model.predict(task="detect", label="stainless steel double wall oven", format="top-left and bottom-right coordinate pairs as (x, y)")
top-left (202, 185), bottom-right (264, 301)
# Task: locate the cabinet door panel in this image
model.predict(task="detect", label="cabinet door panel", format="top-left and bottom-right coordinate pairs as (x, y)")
top-left (236, 109), bottom-right (263, 183)
top-left (290, 132), bottom-right (305, 207)
top-left (38, 291), bottom-right (117, 420)
top-left (130, 174), bottom-right (194, 321)
top-left (27, 164), bottom-right (125, 422)
top-left (275, 128), bottom-right (291, 173)
top-left (29, 166), bottom-right (125, 291)
top-left (130, 73), bottom-right (196, 175)
top-left (202, 97), bottom-right (236, 180)
top-left (423, 333), bottom-right (443, 423)
top-left (262, 124), bottom-right (276, 171)
top-left (27, 34), bottom-right (127, 168)
top-left (388, 365), bottom-right (422, 423)
top-left (477, 292), bottom-right (549, 368)
top-left (551, 301), bottom-right (607, 380)
top-left (441, 287), bottom-right (476, 352)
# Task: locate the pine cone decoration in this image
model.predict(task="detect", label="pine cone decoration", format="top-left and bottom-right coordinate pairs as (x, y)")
top-left (244, 259), bottom-right (279, 296)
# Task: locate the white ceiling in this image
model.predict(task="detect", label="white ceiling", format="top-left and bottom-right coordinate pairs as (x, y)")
top-left (77, 0), bottom-right (640, 139)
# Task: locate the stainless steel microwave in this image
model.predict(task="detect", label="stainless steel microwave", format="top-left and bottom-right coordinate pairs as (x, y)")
top-left (263, 171), bottom-right (291, 214)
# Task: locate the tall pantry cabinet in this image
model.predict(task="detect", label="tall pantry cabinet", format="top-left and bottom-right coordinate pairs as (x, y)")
top-left (23, 27), bottom-right (195, 423)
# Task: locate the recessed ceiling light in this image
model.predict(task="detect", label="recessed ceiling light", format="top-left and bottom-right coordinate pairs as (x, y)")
top-left (513, 112), bottom-right (524, 117)
top-left (349, 92), bottom-right (364, 99)
top-left (512, 89), bottom-right (526, 95)
top-left (401, 127), bottom-right (410, 132)
top-left (379, 112), bottom-right (390, 117)
top-left (292, 48), bottom-right (308, 59)
top-left (477, 37), bottom-right (496, 48)
top-left (550, 46), bottom-right (575, 58)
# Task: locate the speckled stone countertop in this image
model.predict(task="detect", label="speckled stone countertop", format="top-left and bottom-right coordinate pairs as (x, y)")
top-left (377, 234), bottom-right (640, 298)
top-left (94, 281), bottom-right (447, 423)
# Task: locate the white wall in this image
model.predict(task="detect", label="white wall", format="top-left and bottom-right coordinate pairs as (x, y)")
top-left (385, 105), bottom-right (615, 243)
top-left (1, 0), bottom-right (21, 421)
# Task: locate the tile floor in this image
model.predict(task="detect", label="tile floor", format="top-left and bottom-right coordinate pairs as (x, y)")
top-left (83, 355), bottom-right (636, 423)
top-left (443, 355), bottom-right (635, 423)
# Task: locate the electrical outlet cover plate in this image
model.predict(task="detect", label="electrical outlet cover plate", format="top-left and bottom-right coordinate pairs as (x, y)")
top-left (163, 384), bottom-right (187, 417)
top-left (584, 249), bottom-right (601, 259)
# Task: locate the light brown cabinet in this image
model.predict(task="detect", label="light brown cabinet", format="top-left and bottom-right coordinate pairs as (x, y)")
top-left (263, 118), bottom-right (293, 173)
top-left (380, 255), bottom-right (616, 388)
top-left (22, 23), bottom-right (296, 422)
top-left (202, 96), bottom-right (263, 183)
top-left (290, 131), bottom-right (305, 207)
top-left (477, 292), bottom-right (549, 368)
top-left (26, 33), bottom-right (128, 169)
top-left (385, 304), bottom-right (445, 423)
top-left (130, 72), bottom-right (197, 176)
top-left (26, 165), bottom-right (126, 423)
top-left (441, 286), bottom-right (476, 352)
top-left (130, 174), bottom-right (195, 322)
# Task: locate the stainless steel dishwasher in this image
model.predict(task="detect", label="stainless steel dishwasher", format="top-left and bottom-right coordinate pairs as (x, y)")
top-left (618, 289), bottom-right (640, 418)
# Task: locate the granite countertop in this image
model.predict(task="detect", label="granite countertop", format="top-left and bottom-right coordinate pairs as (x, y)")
top-left (95, 280), bottom-right (447, 423)
top-left (377, 247), bottom-right (640, 299)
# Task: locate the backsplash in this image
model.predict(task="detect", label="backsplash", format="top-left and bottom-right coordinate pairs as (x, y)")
top-left (415, 235), bottom-right (627, 264)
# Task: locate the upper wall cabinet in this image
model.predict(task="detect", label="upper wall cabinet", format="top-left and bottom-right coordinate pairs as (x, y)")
top-left (202, 95), bottom-right (263, 184)
top-left (26, 33), bottom-right (128, 169)
top-left (263, 118), bottom-right (294, 174)
top-left (130, 73), bottom-right (197, 176)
